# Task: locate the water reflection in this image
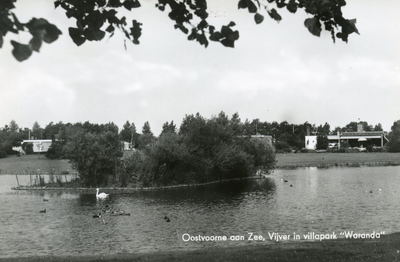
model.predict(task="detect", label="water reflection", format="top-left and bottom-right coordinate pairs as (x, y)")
top-left (0, 166), bottom-right (400, 258)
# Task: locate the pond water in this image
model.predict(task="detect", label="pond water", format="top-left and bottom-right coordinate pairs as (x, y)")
top-left (0, 166), bottom-right (399, 258)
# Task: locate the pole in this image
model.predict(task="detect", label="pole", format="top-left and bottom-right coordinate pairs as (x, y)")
top-left (15, 174), bottom-right (20, 187)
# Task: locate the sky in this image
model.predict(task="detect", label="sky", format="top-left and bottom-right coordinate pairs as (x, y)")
top-left (1, 0), bottom-right (399, 135)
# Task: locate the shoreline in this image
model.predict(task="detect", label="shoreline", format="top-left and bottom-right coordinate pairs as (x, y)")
top-left (276, 160), bottom-right (400, 169)
top-left (1, 232), bottom-right (399, 262)
top-left (10, 176), bottom-right (263, 192)
top-left (275, 152), bottom-right (400, 169)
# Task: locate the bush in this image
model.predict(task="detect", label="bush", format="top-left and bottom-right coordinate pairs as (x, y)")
top-left (0, 148), bottom-right (7, 158)
top-left (22, 142), bottom-right (34, 154)
top-left (274, 141), bottom-right (291, 152)
top-left (46, 140), bottom-right (65, 159)
top-left (210, 143), bottom-right (253, 180)
top-left (316, 135), bottom-right (329, 150)
top-left (122, 150), bottom-right (147, 181)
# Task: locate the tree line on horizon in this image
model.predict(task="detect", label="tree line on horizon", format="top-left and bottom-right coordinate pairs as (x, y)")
top-left (0, 116), bottom-right (399, 159)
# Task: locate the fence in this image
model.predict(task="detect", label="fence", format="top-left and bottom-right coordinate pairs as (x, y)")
top-left (1, 169), bottom-right (80, 187)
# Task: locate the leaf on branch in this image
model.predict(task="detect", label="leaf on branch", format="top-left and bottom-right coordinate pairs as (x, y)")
top-left (209, 32), bottom-right (223, 41)
top-left (106, 24), bottom-right (115, 33)
top-left (188, 30), bottom-right (197, 41)
top-left (336, 32), bottom-right (345, 41)
top-left (54, 0), bottom-right (61, 9)
top-left (276, 0), bottom-right (286, 8)
top-left (194, 9), bottom-right (208, 20)
top-left (86, 11), bottom-right (105, 30)
top-left (330, 29), bottom-right (336, 43)
top-left (304, 17), bottom-right (321, 37)
top-left (197, 20), bottom-right (208, 30)
top-left (197, 32), bottom-right (208, 47)
top-left (130, 20), bottom-right (142, 44)
top-left (344, 19), bottom-right (359, 35)
top-left (221, 25), bottom-right (233, 38)
top-left (238, 0), bottom-right (257, 13)
top-left (42, 23), bottom-right (62, 43)
top-left (25, 18), bottom-right (62, 44)
top-left (267, 9), bottom-right (282, 23)
top-left (286, 0), bottom-right (297, 13)
top-left (156, 4), bottom-right (165, 11)
top-left (11, 13), bottom-right (24, 31)
top-left (69, 27), bottom-right (86, 46)
top-left (254, 13), bottom-right (264, 24)
top-left (123, 0), bottom-right (141, 11)
top-left (29, 36), bottom-right (42, 52)
top-left (84, 28), bottom-right (106, 41)
top-left (320, 0), bottom-right (334, 11)
top-left (220, 38), bottom-right (234, 48)
top-left (107, 0), bottom-right (122, 8)
top-left (175, 24), bottom-right (189, 34)
top-left (209, 25), bottom-right (215, 34)
top-left (11, 40), bottom-right (32, 62)
top-left (211, 23), bottom-right (239, 47)
top-left (238, 0), bottom-right (248, 10)
top-left (247, 0), bottom-right (258, 13)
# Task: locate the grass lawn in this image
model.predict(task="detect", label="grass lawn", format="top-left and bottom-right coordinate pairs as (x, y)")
top-left (2, 233), bottom-right (400, 262)
top-left (275, 152), bottom-right (400, 168)
top-left (0, 154), bottom-right (73, 174)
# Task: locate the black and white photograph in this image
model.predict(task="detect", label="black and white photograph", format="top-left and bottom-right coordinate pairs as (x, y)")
top-left (1, 0), bottom-right (400, 261)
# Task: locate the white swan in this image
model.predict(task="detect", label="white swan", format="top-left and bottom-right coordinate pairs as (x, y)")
top-left (96, 188), bottom-right (109, 199)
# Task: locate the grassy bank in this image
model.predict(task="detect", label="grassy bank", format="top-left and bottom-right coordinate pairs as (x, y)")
top-left (2, 232), bottom-right (400, 262)
top-left (276, 152), bottom-right (400, 168)
top-left (0, 154), bottom-right (73, 174)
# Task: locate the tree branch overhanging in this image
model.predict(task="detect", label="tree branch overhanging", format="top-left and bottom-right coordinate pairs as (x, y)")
top-left (0, 0), bottom-right (359, 62)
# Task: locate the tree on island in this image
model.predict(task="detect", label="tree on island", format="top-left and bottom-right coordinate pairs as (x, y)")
top-left (132, 112), bottom-right (276, 186)
top-left (63, 128), bottom-right (123, 186)
top-left (1, 0), bottom-right (359, 61)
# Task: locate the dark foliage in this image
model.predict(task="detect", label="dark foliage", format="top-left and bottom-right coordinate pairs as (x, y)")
top-left (21, 142), bottom-right (34, 154)
top-left (63, 128), bottom-right (123, 187)
top-left (124, 112), bottom-right (276, 186)
top-left (1, 0), bottom-right (359, 61)
top-left (316, 135), bottom-right (329, 150)
top-left (0, 148), bottom-right (6, 158)
top-left (45, 140), bottom-right (65, 159)
top-left (388, 120), bottom-right (400, 152)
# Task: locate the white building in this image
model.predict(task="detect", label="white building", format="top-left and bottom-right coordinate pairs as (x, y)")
top-left (21, 140), bottom-right (53, 153)
top-left (305, 123), bottom-right (389, 150)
